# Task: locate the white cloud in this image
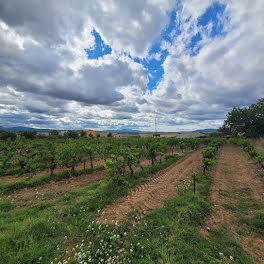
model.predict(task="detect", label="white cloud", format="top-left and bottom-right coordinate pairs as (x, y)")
top-left (149, 0), bottom-right (264, 130)
top-left (0, 0), bottom-right (263, 131)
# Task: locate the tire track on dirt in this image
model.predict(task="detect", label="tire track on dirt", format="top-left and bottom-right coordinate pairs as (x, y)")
top-left (97, 150), bottom-right (203, 224)
top-left (1, 154), bottom-right (176, 208)
top-left (201, 145), bottom-right (264, 263)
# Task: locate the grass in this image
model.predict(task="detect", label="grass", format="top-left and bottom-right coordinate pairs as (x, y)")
top-left (243, 212), bottom-right (264, 234)
top-left (0, 149), bottom-right (256, 264)
top-left (0, 200), bottom-right (14, 212)
top-left (59, 154), bottom-right (254, 263)
top-left (221, 186), bottom-right (264, 242)
top-left (119, 169), bottom-right (253, 264)
top-left (0, 165), bottom-right (105, 195)
top-left (251, 138), bottom-right (264, 156)
top-left (0, 153), bottom-right (185, 264)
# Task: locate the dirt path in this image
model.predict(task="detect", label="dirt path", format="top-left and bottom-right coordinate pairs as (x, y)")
top-left (202, 145), bottom-right (264, 263)
top-left (2, 170), bottom-right (106, 208)
top-left (1, 154), bottom-right (178, 208)
top-left (97, 150), bottom-right (203, 224)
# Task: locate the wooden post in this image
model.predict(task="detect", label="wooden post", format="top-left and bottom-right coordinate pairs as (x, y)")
top-left (193, 173), bottom-right (196, 193)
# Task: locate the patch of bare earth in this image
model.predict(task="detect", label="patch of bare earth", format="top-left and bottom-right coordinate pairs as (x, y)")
top-left (0, 154), bottom-right (176, 209)
top-left (1, 170), bottom-right (106, 208)
top-left (201, 145), bottom-right (264, 263)
top-left (97, 150), bottom-right (202, 224)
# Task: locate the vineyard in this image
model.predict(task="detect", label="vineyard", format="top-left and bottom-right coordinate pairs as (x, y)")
top-left (0, 137), bottom-right (209, 195)
top-left (0, 137), bottom-right (263, 263)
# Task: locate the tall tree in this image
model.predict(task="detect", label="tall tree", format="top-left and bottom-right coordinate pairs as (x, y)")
top-left (221, 98), bottom-right (264, 138)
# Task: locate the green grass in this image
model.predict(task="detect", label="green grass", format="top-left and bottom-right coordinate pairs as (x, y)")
top-left (116, 169), bottom-right (253, 264)
top-left (0, 165), bottom-right (105, 195)
top-left (244, 212), bottom-right (264, 233)
top-left (220, 185), bottom-right (263, 240)
top-left (0, 153), bottom-right (185, 264)
top-left (0, 200), bottom-right (14, 212)
top-left (237, 212), bottom-right (264, 239)
top-left (0, 149), bottom-right (255, 264)
top-left (61, 156), bottom-right (253, 263)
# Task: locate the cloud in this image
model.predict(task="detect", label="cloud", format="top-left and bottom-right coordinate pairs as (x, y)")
top-left (0, 0), bottom-right (263, 131)
top-left (0, 0), bottom-right (175, 57)
top-left (148, 0), bottom-right (264, 130)
top-left (0, 22), bottom-right (148, 106)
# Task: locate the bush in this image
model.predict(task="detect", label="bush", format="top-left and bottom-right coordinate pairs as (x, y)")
top-left (202, 139), bottom-right (225, 173)
top-left (229, 138), bottom-right (263, 164)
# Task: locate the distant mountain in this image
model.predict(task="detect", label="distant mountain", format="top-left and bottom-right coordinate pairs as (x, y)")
top-left (193, 128), bottom-right (217, 133)
top-left (0, 126), bottom-right (217, 134)
top-left (7, 127), bottom-right (39, 132)
top-left (1, 126), bottom-right (53, 132)
top-left (104, 129), bottom-right (140, 134)
top-left (1, 126), bottom-right (142, 133)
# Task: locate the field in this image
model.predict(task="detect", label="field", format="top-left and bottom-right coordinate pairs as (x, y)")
top-left (0, 137), bottom-right (263, 263)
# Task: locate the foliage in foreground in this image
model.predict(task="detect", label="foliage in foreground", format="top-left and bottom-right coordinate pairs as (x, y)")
top-left (0, 154), bottom-right (184, 264)
top-left (63, 153), bottom-right (253, 264)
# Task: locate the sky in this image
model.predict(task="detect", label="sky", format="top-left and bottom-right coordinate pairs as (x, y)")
top-left (0, 0), bottom-right (264, 132)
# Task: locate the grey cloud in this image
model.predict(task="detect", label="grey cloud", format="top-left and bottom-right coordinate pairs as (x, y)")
top-left (113, 113), bottom-right (132, 120)
top-left (0, 40), bottom-right (144, 106)
top-left (1, 0), bottom-right (263, 132)
top-left (0, 0), bottom-right (174, 56)
top-left (0, 0), bottom-right (84, 46)
top-left (153, 0), bottom-right (264, 130)
top-left (110, 104), bottom-right (139, 113)
top-left (0, 0), bottom-right (168, 130)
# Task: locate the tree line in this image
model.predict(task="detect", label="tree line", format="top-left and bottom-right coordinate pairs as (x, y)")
top-left (219, 98), bottom-right (264, 138)
top-left (0, 129), bottom-right (115, 141)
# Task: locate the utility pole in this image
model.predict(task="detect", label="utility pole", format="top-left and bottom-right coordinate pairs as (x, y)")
top-left (154, 114), bottom-right (157, 133)
top-left (193, 173), bottom-right (196, 193)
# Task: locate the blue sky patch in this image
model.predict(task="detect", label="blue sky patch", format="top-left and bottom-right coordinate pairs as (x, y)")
top-left (197, 1), bottom-right (227, 38)
top-left (134, 50), bottom-right (168, 91)
top-left (85, 29), bottom-right (112, 59)
top-left (134, 9), bottom-right (179, 91)
top-left (187, 32), bottom-right (202, 56)
top-left (84, 2), bottom-right (228, 91)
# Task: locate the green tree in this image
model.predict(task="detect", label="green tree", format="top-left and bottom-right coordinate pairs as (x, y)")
top-left (41, 142), bottom-right (59, 176)
top-left (20, 130), bottom-right (37, 139)
top-left (80, 130), bottom-right (86, 137)
top-left (104, 155), bottom-right (125, 181)
top-left (49, 130), bottom-right (59, 139)
top-left (0, 140), bottom-right (16, 174)
top-left (146, 142), bottom-right (158, 165)
top-left (0, 131), bottom-right (17, 141)
top-left (57, 140), bottom-right (81, 174)
top-left (119, 147), bottom-right (138, 176)
top-left (156, 142), bottom-right (168, 163)
top-left (221, 98), bottom-right (264, 138)
top-left (84, 144), bottom-right (97, 168)
top-left (63, 130), bottom-right (79, 139)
